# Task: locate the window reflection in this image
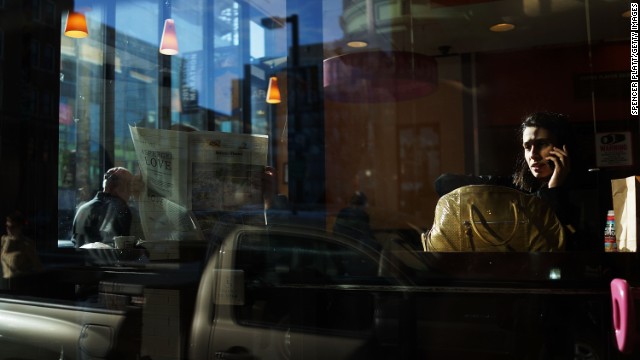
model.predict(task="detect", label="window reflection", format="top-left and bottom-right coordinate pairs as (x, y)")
top-left (0, 1), bottom-right (635, 358)
top-left (39, 0), bottom-right (640, 251)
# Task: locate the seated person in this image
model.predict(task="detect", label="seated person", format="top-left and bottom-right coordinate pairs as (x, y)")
top-left (433, 112), bottom-right (594, 251)
top-left (72, 167), bottom-right (134, 248)
top-left (1, 211), bottom-right (43, 280)
top-left (333, 192), bottom-right (378, 249)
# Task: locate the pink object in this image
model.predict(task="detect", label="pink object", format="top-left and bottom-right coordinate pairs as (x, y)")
top-left (611, 278), bottom-right (640, 353)
top-left (159, 19), bottom-right (179, 55)
top-left (323, 51), bottom-right (438, 103)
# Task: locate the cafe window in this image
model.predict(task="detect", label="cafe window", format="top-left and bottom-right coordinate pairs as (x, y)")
top-left (0, 3), bottom-right (636, 359)
top-left (54, 0), bottom-right (635, 250)
top-left (0, 0), bottom-right (633, 253)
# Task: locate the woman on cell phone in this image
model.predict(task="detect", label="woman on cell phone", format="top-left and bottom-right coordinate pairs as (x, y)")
top-left (512, 112), bottom-right (573, 222)
top-left (434, 111), bottom-right (598, 250)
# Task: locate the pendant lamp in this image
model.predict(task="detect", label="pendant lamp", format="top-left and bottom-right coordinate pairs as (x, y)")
top-left (266, 77), bottom-right (281, 104)
top-left (159, 19), bottom-right (179, 55)
top-left (64, 11), bottom-right (88, 38)
top-left (323, 50), bottom-right (438, 102)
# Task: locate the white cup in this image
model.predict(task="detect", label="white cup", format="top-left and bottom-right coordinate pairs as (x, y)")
top-left (113, 236), bottom-right (137, 249)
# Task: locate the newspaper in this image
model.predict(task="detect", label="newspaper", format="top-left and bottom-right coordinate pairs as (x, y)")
top-left (129, 125), bottom-right (268, 242)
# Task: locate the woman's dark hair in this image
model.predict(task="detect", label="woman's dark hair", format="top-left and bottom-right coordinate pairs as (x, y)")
top-left (512, 111), bottom-right (572, 192)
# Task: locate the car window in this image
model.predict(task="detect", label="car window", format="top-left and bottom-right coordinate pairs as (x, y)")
top-left (233, 231), bottom-right (383, 332)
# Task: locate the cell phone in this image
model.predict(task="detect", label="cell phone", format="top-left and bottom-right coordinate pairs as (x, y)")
top-left (547, 143), bottom-right (562, 170)
top-left (548, 158), bottom-right (556, 170)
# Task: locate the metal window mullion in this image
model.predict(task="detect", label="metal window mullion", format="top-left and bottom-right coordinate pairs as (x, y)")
top-left (102, 1), bottom-right (117, 173)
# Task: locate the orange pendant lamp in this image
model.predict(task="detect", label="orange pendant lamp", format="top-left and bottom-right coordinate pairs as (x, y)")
top-left (266, 77), bottom-right (281, 104)
top-left (64, 11), bottom-right (88, 38)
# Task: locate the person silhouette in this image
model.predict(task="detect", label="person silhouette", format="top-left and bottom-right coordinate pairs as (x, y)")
top-left (333, 192), bottom-right (377, 249)
top-left (1, 211), bottom-right (43, 282)
top-left (72, 167), bottom-right (134, 248)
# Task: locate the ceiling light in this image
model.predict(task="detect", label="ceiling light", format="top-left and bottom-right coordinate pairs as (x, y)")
top-left (266, 77), bottom-right (281, 104)
top-left (159, 19), bottom-right (179, 55)
top-left (64, 11), bottom-right (88, 38)
top-left (489, 23), bottom-right (515, 32)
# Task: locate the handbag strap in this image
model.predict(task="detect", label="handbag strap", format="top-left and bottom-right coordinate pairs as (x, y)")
top-left (466, 200), bottom-right (519, 248)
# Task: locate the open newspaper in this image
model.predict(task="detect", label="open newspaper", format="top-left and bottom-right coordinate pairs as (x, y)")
top-left (129, 125), bottom-right (268, 243)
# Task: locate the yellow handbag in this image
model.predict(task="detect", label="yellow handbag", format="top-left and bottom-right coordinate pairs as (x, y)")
top-left (423, 185), bottom-right (565, 252)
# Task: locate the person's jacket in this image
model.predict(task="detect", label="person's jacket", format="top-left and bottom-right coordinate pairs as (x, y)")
top-left (71, 191), bottom-right (131, 248)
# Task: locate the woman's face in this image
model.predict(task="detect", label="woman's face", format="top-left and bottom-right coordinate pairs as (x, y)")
top-left (522, 126), bottom-right (556, 181)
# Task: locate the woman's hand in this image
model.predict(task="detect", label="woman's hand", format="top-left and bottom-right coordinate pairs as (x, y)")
top-left (546, 145), bottom-right (570, 188)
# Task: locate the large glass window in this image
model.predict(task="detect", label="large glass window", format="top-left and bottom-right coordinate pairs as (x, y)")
top-left (42, 0), bottom-right (640, 252)
top-left (0, 0), bottom-right (637, 357)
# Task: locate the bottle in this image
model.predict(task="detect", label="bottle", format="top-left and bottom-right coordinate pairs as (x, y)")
top-left (604, 210), bottom-right (617, 252)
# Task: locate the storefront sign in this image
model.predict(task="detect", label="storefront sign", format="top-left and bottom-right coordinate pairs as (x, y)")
top-left (595, 132), bottom-right (633, 167)
top-left (181, 52), bottom-right (200, 114)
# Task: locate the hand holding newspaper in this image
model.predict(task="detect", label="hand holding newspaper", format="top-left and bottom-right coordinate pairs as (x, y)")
top-left (129, 125), bottom-right (268, 243)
